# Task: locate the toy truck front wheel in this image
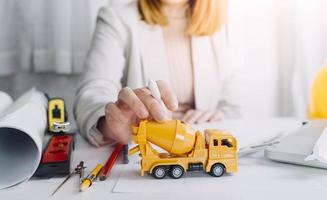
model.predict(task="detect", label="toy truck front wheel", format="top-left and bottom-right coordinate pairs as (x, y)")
top-left (210, 163), bottom-right (225, 177)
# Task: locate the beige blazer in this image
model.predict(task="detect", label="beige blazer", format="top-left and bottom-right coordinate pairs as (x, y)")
top-left (74, 2), bottom-right (240, 145)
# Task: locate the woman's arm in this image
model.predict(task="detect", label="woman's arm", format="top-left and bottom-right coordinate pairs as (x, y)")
top-left (74, 7), bottom-right (127, 147)
top-left (74, 6), bottom-right (178, 146)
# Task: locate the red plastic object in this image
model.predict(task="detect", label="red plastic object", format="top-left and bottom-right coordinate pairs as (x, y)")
top-left (42, 135), bottom-right (73, 163)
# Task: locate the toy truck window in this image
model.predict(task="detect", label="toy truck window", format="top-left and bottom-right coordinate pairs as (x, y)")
top-left (221, 139), bottom-right (233, 148)
top-left (213, 139), bottom-right (218, 146)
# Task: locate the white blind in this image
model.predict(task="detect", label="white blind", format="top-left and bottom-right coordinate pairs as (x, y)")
top-left (0, 0), bottom-right (109, 75)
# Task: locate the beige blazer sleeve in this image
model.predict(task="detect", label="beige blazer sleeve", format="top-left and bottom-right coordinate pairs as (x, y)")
top-left (73, 7), bottom-right (126, 146)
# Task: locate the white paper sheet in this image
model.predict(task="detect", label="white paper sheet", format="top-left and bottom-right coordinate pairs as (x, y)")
top-left (305, 126), bottom-right (327, 163)
top-left (0, 88), bottom-right (48, 189)
top-left (0, 91), bottom-right (13, 113)
top-left (113, 163), bottom-right (320, 193)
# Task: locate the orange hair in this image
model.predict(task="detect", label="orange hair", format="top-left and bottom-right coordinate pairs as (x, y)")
top-left (138, 0), bottom-right (227, 36)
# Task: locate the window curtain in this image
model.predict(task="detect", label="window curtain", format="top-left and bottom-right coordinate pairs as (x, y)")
top-left (0, 0), bottom-right (109, 75)
top-left (289, 0), bottom-right (327, 117)
top-left (275, 0), bottom-right (327, 117)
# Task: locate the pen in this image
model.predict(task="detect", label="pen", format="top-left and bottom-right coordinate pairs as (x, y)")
top-left (79, 164), bottom-right (103, 192)
top-left (98, 143), bottom-right (125, 181)
top-left (238, 132), bottom-right (284, 157)
top-left (148, 79), bottom-right (169, 115)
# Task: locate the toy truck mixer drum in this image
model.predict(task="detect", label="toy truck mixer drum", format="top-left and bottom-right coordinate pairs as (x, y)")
top-left (132, 120), bottom-right (196, 156)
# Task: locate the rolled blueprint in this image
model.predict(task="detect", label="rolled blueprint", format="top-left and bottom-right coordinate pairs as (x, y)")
top-left (0, 88), bottom-right (47, 189)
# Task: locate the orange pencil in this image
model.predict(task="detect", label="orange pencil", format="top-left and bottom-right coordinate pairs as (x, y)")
top-left (98, 143), bottom-right (125, 181)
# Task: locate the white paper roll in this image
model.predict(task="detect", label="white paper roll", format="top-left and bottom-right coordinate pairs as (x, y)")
top-left (0, 88), bottom-right (47, 189)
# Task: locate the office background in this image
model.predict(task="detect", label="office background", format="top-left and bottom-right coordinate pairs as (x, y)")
top-left (0, 0), bottom-right (327, 118)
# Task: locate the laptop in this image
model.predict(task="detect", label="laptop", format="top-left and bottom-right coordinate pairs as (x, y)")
top-left (264, 120), bottom-right (327, 169)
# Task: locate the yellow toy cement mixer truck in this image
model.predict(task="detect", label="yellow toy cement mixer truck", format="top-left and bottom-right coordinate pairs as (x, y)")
top-left (128, 120), bottom-right (238, 179)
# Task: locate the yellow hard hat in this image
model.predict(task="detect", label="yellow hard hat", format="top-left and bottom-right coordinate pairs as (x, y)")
top-left (309, 66), bottom-right (327, 119)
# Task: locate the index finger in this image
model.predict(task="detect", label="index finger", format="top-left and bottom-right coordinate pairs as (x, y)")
top-left (156, 80), bottom-right (178, 111)
top-left (118, 87), bottom-right (149, 118)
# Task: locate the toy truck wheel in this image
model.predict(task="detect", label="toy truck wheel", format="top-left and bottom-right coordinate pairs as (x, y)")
top-left (210, 163), bottom-right (225, 177)
top-left (152, 166), bottom-right (167, 179)
top-left (169, 165), bottom-right (184, 179)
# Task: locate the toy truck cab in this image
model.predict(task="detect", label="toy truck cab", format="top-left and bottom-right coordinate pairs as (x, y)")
top-left (205, 130), bottom-right (238, 176)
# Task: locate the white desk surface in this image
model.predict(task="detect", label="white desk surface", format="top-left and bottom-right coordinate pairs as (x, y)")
top-left (1, 118), bottom-right (327, 200)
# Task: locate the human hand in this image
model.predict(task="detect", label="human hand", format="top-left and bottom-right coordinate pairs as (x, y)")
top-left (182, 109), bottom-right (224, 124)
top-left (98, 80), bottom-right (178, 144)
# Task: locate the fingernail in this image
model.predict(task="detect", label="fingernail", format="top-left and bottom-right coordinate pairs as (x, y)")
top-left (156, 112), bottom-right (167, 122)
top-left (140, 109), bottom-right (149, 118)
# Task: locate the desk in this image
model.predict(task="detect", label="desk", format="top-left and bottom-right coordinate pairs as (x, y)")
top-left (0, 118), bottom-right (326, 200)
